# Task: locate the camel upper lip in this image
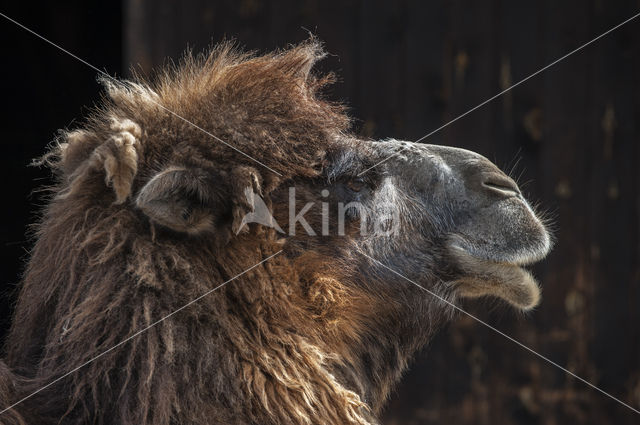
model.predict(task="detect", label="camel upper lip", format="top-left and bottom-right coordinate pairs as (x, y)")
top-left (447, 235), bottom-right (551, 268)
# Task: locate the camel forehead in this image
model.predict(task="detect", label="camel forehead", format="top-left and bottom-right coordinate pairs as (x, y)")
top-left (373, 140), bottom-right (490, 169)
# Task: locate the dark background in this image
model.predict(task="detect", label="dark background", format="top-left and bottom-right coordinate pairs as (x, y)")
top-left (1, 1), bottom-right (639, 424)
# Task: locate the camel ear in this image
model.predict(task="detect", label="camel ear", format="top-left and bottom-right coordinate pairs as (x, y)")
top-left (135, 167), bottom-right (220, 235)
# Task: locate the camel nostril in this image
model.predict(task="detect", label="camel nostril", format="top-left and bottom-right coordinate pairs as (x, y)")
top-left (482, 174), bottom-right (520, 197)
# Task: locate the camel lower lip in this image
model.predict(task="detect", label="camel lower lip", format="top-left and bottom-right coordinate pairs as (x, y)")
top-left (493, 255), bottom-right (543, 267)
top-left (454, 241), bottom-right (550, 268)
top-left (448, 243), bottom-right (542, 267)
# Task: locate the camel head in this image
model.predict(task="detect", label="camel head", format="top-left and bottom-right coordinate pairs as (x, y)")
top-left (40, 38), bottom-right (552, 359)
top-left (10, 39), bottom-right (552, 424)
top-left (294, 139), bottom-right (552, 311)
top-left (45, 40), bottom-right (551, 334)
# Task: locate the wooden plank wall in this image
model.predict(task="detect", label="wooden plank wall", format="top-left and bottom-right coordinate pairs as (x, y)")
top-left (95, 0), bottom-right (640, 423)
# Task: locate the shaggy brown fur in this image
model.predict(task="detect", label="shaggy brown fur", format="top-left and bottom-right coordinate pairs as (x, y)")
top-left (0, 40), bottom-right (550, 424)
top-left (1, 41), bottom-right (382, 425)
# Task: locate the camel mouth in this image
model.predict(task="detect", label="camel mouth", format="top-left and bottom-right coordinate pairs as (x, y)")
top-left (445, 241), bottom-right (545, 311)
top-left (447, 227), bottom-right (552, 267)
top-left (446, 240), bottom-right (544, 271)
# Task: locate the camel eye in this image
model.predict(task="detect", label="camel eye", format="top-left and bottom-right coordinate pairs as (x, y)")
top-left (346, 178), bottom-right (365, 192)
